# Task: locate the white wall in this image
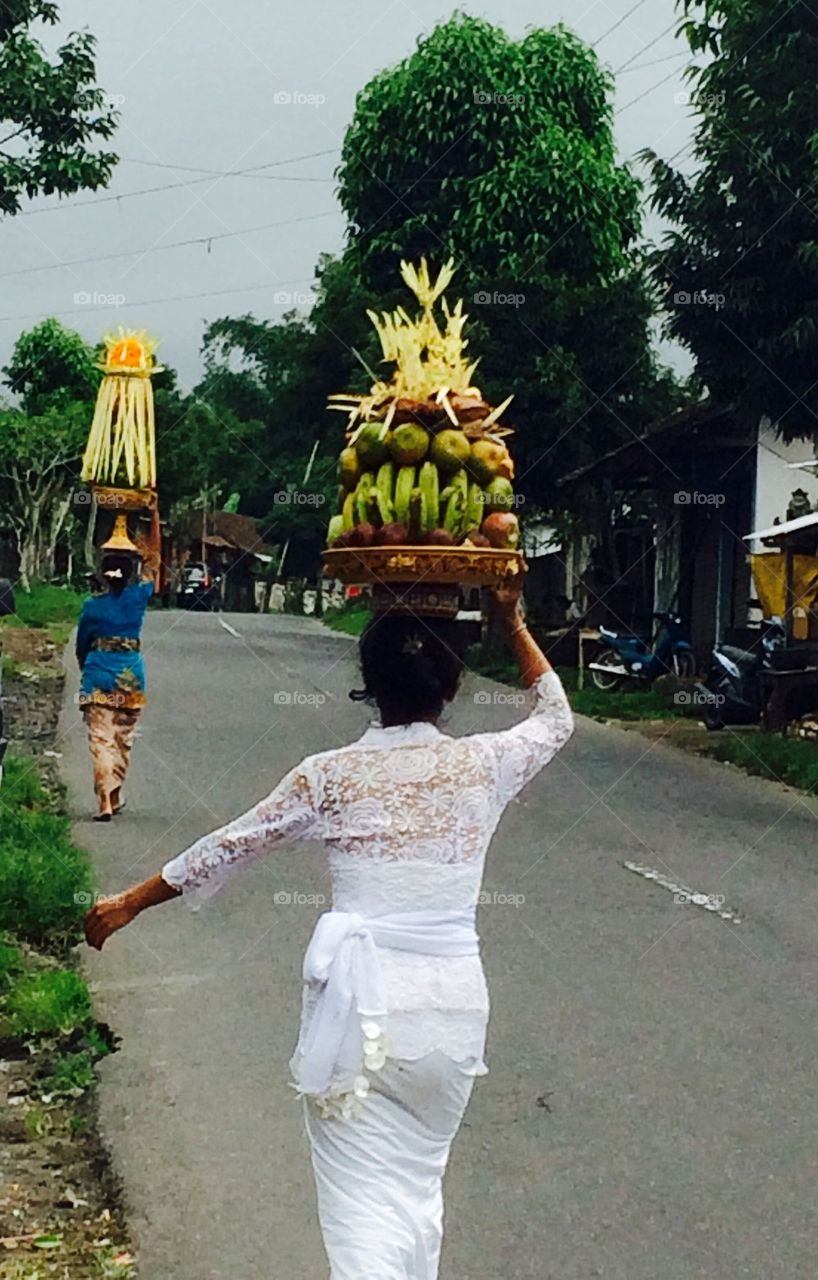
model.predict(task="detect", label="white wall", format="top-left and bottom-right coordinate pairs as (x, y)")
top-left (751, 421), bottom-right (818, 550)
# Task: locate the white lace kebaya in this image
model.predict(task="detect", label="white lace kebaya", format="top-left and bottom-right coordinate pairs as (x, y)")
top-left (162, 670), bottom-right (574, 1105)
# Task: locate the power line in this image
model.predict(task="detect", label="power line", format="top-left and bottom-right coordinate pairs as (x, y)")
top-left (0, 276), bottom-right (320, 326)
top-left (593, 0), bottom-right (652, 47)
top-left (120, 148), bottom-right (338, 177)
top-left (17, 148), bottom-right (340, 216)
top-left (618, 50), bottom-right (688, 75)
top-left (616, 62), bottom-right (689, 115)
top-left (614, 21), bottom-right (679, 74)
top-left (0, 210), bottom-right (339, 280)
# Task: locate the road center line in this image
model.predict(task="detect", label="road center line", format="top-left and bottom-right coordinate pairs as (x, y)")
top-left (623, 861), bottom-right (742, 923)
top-left (218, 616), bottom-right (242, 639)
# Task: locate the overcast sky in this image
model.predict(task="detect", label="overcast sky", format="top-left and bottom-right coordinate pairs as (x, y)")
top-left (0, 0), bottom-right (696, 390)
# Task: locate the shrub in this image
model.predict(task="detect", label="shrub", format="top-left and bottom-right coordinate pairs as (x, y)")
top-left (0, 807), bottom-right (93, 946)
top-left (4, 968), bottom-right (91, 1037)
top-left (0, 937), bottom-right (22, 993)
top-left (2, 584), bottom-right (84, 630)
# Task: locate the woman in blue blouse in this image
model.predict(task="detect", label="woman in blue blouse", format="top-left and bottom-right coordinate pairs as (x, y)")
top-left (76, 554), bottom-right (153, 821)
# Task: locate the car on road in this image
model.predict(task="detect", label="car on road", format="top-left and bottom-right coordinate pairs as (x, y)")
top-left (177, 561), bottom-right (220, 611)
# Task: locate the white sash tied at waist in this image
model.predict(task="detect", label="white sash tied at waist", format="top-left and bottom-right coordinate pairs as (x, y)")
top-left (293, 908), bottom-right (479, 1098)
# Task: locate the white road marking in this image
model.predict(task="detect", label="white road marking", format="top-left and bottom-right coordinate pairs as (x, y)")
top-left (623, 861), bottom-right (742, 923)
top-left (218, 616), bottom-right (241, 639)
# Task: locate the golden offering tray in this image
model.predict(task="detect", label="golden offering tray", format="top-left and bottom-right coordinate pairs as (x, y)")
top-left (322, 545), bottom-right (525, 587)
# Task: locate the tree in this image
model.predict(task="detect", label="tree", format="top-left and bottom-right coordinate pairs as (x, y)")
top-left (0, 0), bottom-right (118, 216)
top-left (3, 317), bottom-right (96, 414)
top-left (0, 320), bottom-right (96, 585)
top-left (334, 13), bottom-right (677, 506)
top-left (0, 401), bottom-right (86, 586)
top-left (643, 0), bottom-right (818, 441)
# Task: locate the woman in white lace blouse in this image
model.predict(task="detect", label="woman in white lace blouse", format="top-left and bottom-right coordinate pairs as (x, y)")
top-left (85, 582), bottom-right (574, 1279)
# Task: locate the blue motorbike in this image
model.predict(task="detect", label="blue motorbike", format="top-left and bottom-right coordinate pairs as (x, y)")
top-left (588, 611), bottom-right (695, 690)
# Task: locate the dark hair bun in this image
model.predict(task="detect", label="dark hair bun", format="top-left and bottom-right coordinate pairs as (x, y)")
top-left (351, 614), bottom-right (464, 724)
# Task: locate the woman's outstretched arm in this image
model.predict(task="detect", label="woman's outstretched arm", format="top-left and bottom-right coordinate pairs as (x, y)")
top-left (84, 760), bottom-right (321, 950)
top-left (85, 874), bottom-right (181, 951)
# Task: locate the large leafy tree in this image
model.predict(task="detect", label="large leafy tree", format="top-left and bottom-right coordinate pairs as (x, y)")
top-left (0, 401), bottom-right (86, 586)
top-left (335, 13), bottom-right (678, 502)
top-left (0, 319), bottom-right (96, 584)
top-left (0, 0), bottom-right (118, 215)
top-left (3, 316), bottom-right (97, 414)
top-left (643, 0), bottom-right (818, 440)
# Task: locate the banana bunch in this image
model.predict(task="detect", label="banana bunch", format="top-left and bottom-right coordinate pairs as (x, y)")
top-left (327, 451), bottom-right (518, 549)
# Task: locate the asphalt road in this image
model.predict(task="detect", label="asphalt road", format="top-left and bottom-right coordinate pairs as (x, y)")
top-left (60, 610), bottom-right (818, 1280)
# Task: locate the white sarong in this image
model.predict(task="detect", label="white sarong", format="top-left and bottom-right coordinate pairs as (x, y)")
top-left (294, 909), bottom-right (481, 1279)
top-left (292, 908), bottom-right (480, 1099)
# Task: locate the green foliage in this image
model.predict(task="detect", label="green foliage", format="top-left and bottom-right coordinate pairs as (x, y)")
top-left (0, 1), bottom-right (118, 216)
top-left (154, 392), bottom-right (266, 516)
top-left (323, 599), bottom-right (370, 636)
top-left (2, 582), bottom-right (85, 628)
top-left (643, 0), bottom-right (818, 440)
top-left (0, 753), bottom-right (47, 807)
top-left (334, 12), bottom-right (680, 507)
top-left (702, 730), bottom-right (818, 794)
top-left (0, 796), bottom-right (94, 946)
top-left (3, 318), bottom-right (97, 415)
top-left (0, 936), bottom-right (23, 992)
top-left (3, 967), bottom-right (91, 1037)
top-left (43, 1048), bottom-right (95, 1095)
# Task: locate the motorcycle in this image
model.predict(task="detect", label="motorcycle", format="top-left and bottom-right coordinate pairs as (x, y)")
top-left (589, 611), bottom-right (695, 691)
top-left (694, 618), bottom-right (786, 730)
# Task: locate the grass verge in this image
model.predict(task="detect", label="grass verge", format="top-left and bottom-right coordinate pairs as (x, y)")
top-left (323, 599), bottom-right (370, 637)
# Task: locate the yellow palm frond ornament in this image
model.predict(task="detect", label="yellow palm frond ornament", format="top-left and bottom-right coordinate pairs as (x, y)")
top-left (81, 329), bottom-right (163, 490)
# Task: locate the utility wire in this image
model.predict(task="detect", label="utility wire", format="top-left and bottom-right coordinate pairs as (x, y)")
top-left (618, 50), bottom-right (688, 75)
top-left (0, 276), bottom-right (319, 326)
top-left (614, 21), bottom-right (679, 74)
top-left (592, 0), bottom-right (651, 47)
top-left (0, 210), bottom-right (338, 280)
top-left (120, 148), bottom-right (338, 177)
top-left (17, 148), bottom-right (340, 215)
top-left (616, 62), bottom-right (689, 115)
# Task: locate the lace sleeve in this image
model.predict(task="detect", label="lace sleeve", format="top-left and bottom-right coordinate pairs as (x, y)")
top-left (161, 762), bottom-right (320, 906)
top-left (477, 670), bottom-right (574, 807)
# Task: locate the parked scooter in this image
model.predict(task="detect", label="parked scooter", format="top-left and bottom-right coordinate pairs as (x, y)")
top-left (589, 611), bottom-right (695, 690)
top-left (694, 619), bottom-right (786, 730)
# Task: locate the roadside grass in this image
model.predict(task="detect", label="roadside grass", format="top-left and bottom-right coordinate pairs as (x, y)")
top-left (695, 730), bottom-right (818, 794)
top-left (0, 752), bottom-right (95, 1039)
top-left (3, 969), bottom-right (91, 1038)
top-left (0, 767), bottom-right (93, 946)
top-left (2, 583), bottom-right (85, 630)
top-left (323, 599), bottom-right (370, 637)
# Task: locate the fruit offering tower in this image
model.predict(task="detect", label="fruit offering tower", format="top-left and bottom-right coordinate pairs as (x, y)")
top-left (80, 328), bottom-right (163, 572)
top-left (323, 260), bottom-right (525, 604)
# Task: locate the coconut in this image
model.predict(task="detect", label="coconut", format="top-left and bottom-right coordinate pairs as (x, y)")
top-left (430, 429), bottom-right (471, 473)
top-left (483, 476), bottom-right (515, 512)
top-left (355, 424), bottom-right (393, 469)
top-left (469, 439), bottom-right (513, 485)
top-left (338, 447), bottom-right (360, 490)
top-left (390, 423), bottom-right (429, 466)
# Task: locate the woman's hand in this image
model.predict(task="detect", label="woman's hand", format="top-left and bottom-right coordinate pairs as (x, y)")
top-left (84, 891), bottom-right (141, 951)
top-left (489, 581), bottom-right (524, 626)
